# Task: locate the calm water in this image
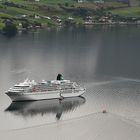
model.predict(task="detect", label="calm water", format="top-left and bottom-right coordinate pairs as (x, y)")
top-left (0, 25), bottom-right (140, 130)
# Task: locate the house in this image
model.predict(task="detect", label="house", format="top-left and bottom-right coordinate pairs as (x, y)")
top-left (52, 15), bottom-right (62, 25)
top-left (68, 17), bottom-right (74, 20)
top-left (94, 0), bottom-right (104, 4)
top-left (78, 0), bottom-right (105, 3)
top-left (78, 0), bottom-right (86, 3)
top-left (21, 14), bottom-right (27, 18)
top-left (35, 15), bottom-right (40, 19)
top-left (129, 0), bottom-right (139, 6)
top-left (117, 0), bottom-right (139, 6)
top-left (42, 16), bottom-right (51, 20)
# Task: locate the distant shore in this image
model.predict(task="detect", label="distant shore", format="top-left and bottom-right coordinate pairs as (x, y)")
top-left (1, 0), bottom-right (140, 36)
top-left (1, 22), bottom-right (140, 37)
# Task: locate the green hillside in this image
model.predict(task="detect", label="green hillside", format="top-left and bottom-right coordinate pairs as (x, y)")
top-left (0, 0), bottom-right (140, 31)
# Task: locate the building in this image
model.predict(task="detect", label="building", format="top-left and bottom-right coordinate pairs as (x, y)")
top-left (117, 0), bottom-right (139, 6)
top-left (94, 0), bottom-right (104, 4)
top-left (129, 0), bottom-right (139, 6)
top-left (78, 0), bottom-right (105, 3)
top-left (78, 0), bottom-right (86, 3)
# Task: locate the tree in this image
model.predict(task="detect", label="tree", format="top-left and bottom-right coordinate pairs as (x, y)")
top-left (65, 2), bottom-right (69, 7)
top-left (22, 21), bottom-right (30, 29)
top-left (2, 20), bottom-right (17, 37)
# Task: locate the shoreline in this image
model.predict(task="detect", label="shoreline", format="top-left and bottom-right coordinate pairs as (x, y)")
top-left (1, 22), bottom-right (140, 35)
top-left (1, 22), bottom-right (140, 38)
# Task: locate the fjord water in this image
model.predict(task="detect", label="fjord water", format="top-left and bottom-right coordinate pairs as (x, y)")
top-left (0, 26), bottom-right (140, 139)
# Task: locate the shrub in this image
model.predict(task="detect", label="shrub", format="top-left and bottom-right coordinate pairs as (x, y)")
top-left (22, 21), bottom-right (30, 29)
top-left (65, 2), bottom-right (69, 7)
top-left (33, 21), bottom-right (42, 27)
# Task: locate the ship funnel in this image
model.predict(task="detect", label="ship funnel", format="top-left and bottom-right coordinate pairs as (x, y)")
top-left (56, 74), bottom-right (64, 80)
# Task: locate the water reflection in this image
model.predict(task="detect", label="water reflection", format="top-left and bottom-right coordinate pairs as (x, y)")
top-left (5, 97), bottom-right (86, 120)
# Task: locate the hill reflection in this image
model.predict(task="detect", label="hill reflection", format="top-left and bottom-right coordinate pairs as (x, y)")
top-left (5, 97), bottom-right (86, 120)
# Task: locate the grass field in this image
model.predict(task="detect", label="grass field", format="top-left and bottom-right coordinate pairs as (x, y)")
top-left (110, 7), bottom-right (140, 17)
top-left (0, 0), bottom-right (76, 17)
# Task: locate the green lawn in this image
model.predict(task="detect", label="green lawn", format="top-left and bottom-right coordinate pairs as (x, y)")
top-left (5, 7), bottom-right (34, 15)
top-left (110, 7), bottom-right (140, 17)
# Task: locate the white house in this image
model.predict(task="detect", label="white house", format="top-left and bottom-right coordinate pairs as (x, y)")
top-left (94, 0), bottom-right (104, 4)
top-left (35, 15), bottom-right (40, 19)
top-left (78, 0), bottom-right (86, 3)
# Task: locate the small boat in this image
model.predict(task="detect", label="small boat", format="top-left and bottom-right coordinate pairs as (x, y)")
top-left (5, 75), bottom-right (86, 102)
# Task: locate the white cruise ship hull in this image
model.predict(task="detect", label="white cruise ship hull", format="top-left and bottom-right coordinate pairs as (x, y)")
top-left (6, 89), bottom-right (85, 102)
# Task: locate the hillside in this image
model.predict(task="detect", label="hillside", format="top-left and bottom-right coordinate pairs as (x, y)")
top-left (0, 0), bottom-right (140, 31)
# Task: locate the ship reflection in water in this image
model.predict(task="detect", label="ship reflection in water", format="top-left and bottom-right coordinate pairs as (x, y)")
top-left (5, 96), bottom-right (86, 120)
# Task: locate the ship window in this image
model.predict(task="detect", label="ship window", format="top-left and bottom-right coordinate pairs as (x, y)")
top-left (14, 86), bottom-right (29, 88)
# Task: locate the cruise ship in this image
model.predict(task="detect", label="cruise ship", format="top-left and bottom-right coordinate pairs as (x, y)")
top-left (5, 75), bottom-right (85, 102)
